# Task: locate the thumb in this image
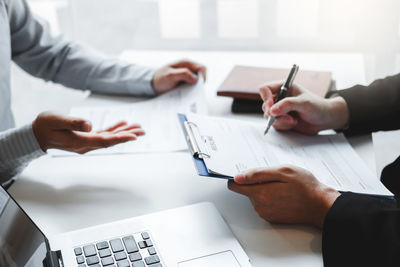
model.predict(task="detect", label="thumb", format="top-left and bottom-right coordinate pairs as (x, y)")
top-left (50, 115), bottom-right (92, 132)
top-left (234, 168), bottom-right (285, 185)
top-left (270, 97), bottom-right (307, 117)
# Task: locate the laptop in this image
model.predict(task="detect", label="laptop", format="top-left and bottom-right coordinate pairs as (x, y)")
top-left (0, 185), bottom-right (251, 267)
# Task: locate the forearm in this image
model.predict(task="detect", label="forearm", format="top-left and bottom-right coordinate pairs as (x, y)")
top-left (34, 41), bottom-right (157, 96)
top-left (332, 74), bottom-right (400, 134)
top-left (322, 192), bottom-right (400, 266)
top-left (82, 54), bottom-right (157, 96)
top-left (9, 0), bottom-right (156, 96)
top-left (0, 124), bottom-right (45, 184)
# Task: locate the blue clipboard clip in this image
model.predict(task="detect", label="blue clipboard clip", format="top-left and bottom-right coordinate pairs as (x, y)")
top-left (178, 113), bottom-right (232, 180)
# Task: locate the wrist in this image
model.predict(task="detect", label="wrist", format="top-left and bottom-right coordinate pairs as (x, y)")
top-left (151, 76), bottom-right (160, 95)
top-left (32, 119), bottom-right (48, 152)
top-left (326, 96), bottom-right (349, 130)
top-left (311, 186), bottom-right (340, 229)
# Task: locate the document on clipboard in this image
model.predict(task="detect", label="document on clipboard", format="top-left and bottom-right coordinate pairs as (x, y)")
top-left (179, 113), bottom-right (393, 197)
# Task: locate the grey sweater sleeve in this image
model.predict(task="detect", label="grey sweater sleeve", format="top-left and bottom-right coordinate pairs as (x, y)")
top-left (0, 124), bottom-right (45, 185)
top-left (7, 0), bottom-right (156, 96)
top-left (0, 0), bottom-right (158, 184)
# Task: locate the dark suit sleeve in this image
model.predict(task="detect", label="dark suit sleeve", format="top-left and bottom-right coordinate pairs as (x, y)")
top-left (330, 74), bottom-right (400, 135)
top-left (322, 192), bottom-right (400, 267)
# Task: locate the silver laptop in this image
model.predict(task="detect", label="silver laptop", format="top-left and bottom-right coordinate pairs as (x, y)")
top-left (0, 185), bottom-right (251, 267)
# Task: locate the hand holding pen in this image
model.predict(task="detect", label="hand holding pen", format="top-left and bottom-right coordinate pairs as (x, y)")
top-left (260, 65), bottom-right (350, 135)
top-left (264, 64), bottom-right (299, 134)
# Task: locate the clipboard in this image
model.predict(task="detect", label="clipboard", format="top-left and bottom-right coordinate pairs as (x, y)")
top-left (178, 114), bottom-right (396, 201)
top-left (178, 114), bottom-right (232, 180)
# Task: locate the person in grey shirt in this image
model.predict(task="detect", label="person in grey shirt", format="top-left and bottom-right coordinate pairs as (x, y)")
top-left (0, 0), bottom-right (206, 185)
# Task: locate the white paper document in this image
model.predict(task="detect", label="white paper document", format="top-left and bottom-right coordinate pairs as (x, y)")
top-left (51, 75), bottom-right (207, 156)
top-left (186, 114), bottom-right (393, 196)
top-left (372, 130), bottom-right (400, 177)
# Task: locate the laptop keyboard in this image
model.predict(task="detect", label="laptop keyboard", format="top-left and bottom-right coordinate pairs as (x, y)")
top-left (74, 232), bottom-right (162, 267)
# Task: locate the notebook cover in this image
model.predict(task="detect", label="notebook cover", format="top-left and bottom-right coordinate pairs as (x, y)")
top-left (217, 65), bottom-right (332, 100)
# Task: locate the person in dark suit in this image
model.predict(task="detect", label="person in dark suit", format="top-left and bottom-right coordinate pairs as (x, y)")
top-left (228, 74), bottom-right (400, 266)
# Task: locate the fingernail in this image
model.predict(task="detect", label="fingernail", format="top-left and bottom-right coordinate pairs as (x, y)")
top-left (122, 134), bottom-right (136, 140)
top-left (234, 173), bottom-right (246, 182)
top-left (259, 89), bottom-right (266, 100)
top-left (271, 105), bottom-right (278, 114)
top-left (82, 122), bottom-right (91, 131)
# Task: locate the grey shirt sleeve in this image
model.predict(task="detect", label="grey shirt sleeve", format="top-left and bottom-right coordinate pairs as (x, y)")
top-left (7, 0), bottom-right (157, 96)
top-left (0, 0), bottom-right (158, 184)
top-left (0, 124), bottom-right (45, 185)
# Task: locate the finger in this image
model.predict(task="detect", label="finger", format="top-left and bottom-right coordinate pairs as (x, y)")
top-left (48, 131), bottom-right (137, 154)
top-left (109, 124), bottom-right (142, 134)
top-left (48, 115), bottom-right (92, 132)
top-left (171, 60), bottom-right (207, 81)
top-left (77, 133), bottom-right (137, 150)
top-left (234, 167), bottom-right (288, 185)
top-left (262, 100), bottom-right (275, 117)
top-left (260, 85), bottom-right (279, 116)
top-left (103, 121), bottom-right (128, 132)
top-left (228, 180), bottom-right (259, 197)
top-left (125, 128), bottom-right (145, 136)
top-left (99, 128), bottom-right (145, 137)
top-left (171, 60), bottom-right (201, 72)
top-left (260, 90), bottom-right (272, 113)
top-left (101, 133), bottom-right (137, 148)
top-left (198, 66), bottom-right (207, 81)
top-left (262, 102), bottom-right (267, 113)
top-left (170, 68), bottom-right (199, 84)
top-left (259, 83), bottom-right (283, 97)
top-left (259, 84), bottom-right (276, 102)
top-left (270, 97), bottom-right (306, 117)
top-left (273, 114), bottom-right (298, 131)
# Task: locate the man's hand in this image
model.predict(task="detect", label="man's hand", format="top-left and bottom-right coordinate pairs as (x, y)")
top-left (32, 112), bottom-right (145, 154)
top-left (260, 83), bottom-right (349, 135)
top-left (152, 60), bottom-right (207, 95)
top-left (228, 165), bottom-right (340, 228)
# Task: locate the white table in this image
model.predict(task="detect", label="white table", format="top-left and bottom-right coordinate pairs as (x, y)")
top-left (10, 51), bottom-right (372, 267)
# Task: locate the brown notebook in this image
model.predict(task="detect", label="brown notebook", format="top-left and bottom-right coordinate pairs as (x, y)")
top-left (217, 65), bottom-right (332, 100)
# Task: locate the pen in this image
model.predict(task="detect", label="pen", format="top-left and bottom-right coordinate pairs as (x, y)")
top-left (264, 64), bottom-right (299, 135)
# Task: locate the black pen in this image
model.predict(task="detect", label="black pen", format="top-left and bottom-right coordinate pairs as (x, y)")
top-left (264, 64), bottom-right (299, 135)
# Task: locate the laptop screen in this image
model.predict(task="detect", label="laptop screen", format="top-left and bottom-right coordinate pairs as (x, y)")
top-left (0, 186), bottom-right (48, 267)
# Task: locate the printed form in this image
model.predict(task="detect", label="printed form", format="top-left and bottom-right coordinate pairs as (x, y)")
top-left (51, 75), bottom-right (207, 156)
top-left (187, 114), bottom-right (393, 196)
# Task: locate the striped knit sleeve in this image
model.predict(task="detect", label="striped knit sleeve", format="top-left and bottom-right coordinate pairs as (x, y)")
top-left (0, 124), bottom-right (45, 184)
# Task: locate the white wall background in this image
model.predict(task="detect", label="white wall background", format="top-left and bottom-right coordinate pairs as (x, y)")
top-left (27, 0), bottom-right (400, 80)
top-left (11, 0), bottom-right (400, 124)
